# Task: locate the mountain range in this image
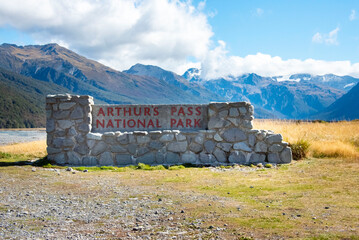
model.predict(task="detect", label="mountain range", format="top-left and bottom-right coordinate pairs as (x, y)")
top-left (0, 43), bottom-right (358, 127)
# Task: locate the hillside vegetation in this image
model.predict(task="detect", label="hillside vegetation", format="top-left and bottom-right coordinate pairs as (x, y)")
top-left (0, 67), bottom-right (70, 128)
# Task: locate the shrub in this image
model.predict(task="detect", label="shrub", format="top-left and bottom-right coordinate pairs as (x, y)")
top-left (289, 139), bottom-right (310, 160)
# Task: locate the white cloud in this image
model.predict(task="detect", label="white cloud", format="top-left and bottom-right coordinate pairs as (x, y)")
top-left (350, 9), bottom-right (356, 21)
top-left (312, 27), bottom-right (339, 45)
top-left (200, 40), bottom-right (359, 80)
top-left (253, 8), bottom-right (264, 17)
top-left (0, 0), bottom-right (212, 73)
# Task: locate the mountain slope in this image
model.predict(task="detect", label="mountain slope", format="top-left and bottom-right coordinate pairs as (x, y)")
top-left (312, 82), bottom-right (359, 120)
top-left (0, 43), bottom-right (222, 104)
top-left (0, 67), bottom-right (71, 128)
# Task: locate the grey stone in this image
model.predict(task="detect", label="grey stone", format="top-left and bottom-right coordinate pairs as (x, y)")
top-left (214, 133), bottom-right (223, 141)
top-left (54, 130), bottom-right (66, 137)
top-left (255, 130), bottom-right (267, 141)
top-left (148, 141), bottom-right (164, 150)
top-left (128, 143), bottom-right (138, 155)
top-left (269, 144), bottom-right (284, 152)
top-left (53, 110), bottom-right (70, 120)
top-left (248, 134), bottom-right (256, 147)
top-left (228, 151), bottom-right (246, 163)
top-left (78, 98), bottom-right (92, 106)
top-left (227, 117), bottom-right (240, 127)
top-left (165, 152), bottom-right (180, 163)
top-left (156, 151), bottom-right (165, 163)
top-left (229, 108), bottom-right (239, 117)
top-left (199, 152), bottom-right (215, 163)
top-left (103, 132), bottom-right (115, 136)
top-left (208, 117), bottom-right (231, 129)
top-left (268, 153), bottom-right (281, 163)
top-left (242, 120), bottom-right (253, 129)
top-left (204, 140), bottom-right (216, 153)
top-left (181, 151), bottom-right (198, 164)
top-left (47, 147), bottom-right (61, 155)
top-left (99, 152), bottom-right (113, 166)
top-left (68, 127), bottom-right (77, 137)
top-left (70, 106), bottom-right (84, 119)
top-left (280, 147), bottom-right (292, 163)
top-left (117, 134), bottom-right (129, 144)
top-left (87, 139), bottom-right (96, 149)
top-left (128, 134), bottom-right (136, 143)
top-left (74, 144), bottom-right (89, 155)
top-left (209, 102), bottom-right (228, 111)
top-left (233, 142), bottom-right (252, 152)
top-left (249, 153), bottom-right (266, 163)
top-left (175, 133), bottom-right (186, 141)
top-left (194, 133), bottom-right (205, 144)
top-left (217, 143), bottom-right (232, 152)
top-left (91, 141), bottom-right (107, 155)
top-left (46, 119), bottom-right (55, 133)
top-left (53, 153), bottom-right (66, 164)
top-left (189, 142), bottom-right (203, 153)
top-left (255, 142), bottom-right (267, 153)
top-left (167, 141), bottom-right (188, 153)
top-left (83, 156), bottom-right (97, 166)
top-left (116, 154), bottom-right (133, 165)
top-left (159, 134), bottom-right (174, 142)
top-left (53, 137), bottom-right (75, 148)
top-left (239, 107), bottom-right (247, 115)
top-left (137, 135), bottom-right (151, 144)
top-left (78, 123), bottom-right (91, 133)
top-left (137, 147), bottom-right (149, 156)
top-left (213, 148), bottom-right (227, 163)
top-left (222, 128), bottom-right (247, 142)
top-left (67, 151), bottom-right (82, 165)
top-left (59, 102), bottom-right (76, 110)
top-left (75, 134), bottom-right (85, 143)
top-left (104, 135), bottom-right (116, 144)
top-left (110, 145), bottom-right (127, 153)
top-left (87, 133), bottom-right (102, 140)
top-left (208, 108), bottom-right (216, 117)
top-left (218, 110), bottom-right (228, 118)
top-left (137, 152), bottom-right (155, 164)
top-left (266, 134), bottom-right (283, 144)
top-left (248, 105), bottom-right (254, 114)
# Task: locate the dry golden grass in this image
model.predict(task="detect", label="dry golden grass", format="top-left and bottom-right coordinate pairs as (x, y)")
top-left (0, 140), bottom-right (47, 157)
top-left (253, 119), bottom-right (359, 159)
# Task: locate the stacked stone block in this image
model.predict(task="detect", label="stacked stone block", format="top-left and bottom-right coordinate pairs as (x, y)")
top-left (46, 95), bottom-right (292, 166)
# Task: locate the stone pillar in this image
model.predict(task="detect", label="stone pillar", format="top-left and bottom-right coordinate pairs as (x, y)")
top-left (46, 94), bottom-right (93, 164)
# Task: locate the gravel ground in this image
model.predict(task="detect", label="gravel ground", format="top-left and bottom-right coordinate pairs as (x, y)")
top-left (0, 166), bottom-right (243, 239)
top-left (0, 130), bottom-right (46, 145)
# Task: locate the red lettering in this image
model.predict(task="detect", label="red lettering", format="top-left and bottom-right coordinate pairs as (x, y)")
top-left (134, 107), bottom-right (141, 116)
top-left (124, 107), bottom-right (132, 116)
top-left (138, 119), bottom-right (146, 128)
top-left (144, 107), bottom-right (150, 116)
top-left (96, 119), bottom-right (104, 128)
top-left (187, 107), bottom-right (193, 115)
top-left (128, 119), bottom-right (136, 128)
top-left (186, 119), bottom-right (192, 127)
top-left (115, 107), bottom-right (122, 116)
top-left (195, 106), bottom-right (201, 116)
top-left (171, 119), bottom-right (176, 127)
top-left (115, 119), bottom-right (121, 128)
top-left (106, 119), bottom-right (114, 128)
top-left (194, 119), bottom-right (201, 127)
top-left (171, 107), bottom-right (177, 115)
top-left (178, 107), bottom-right (185, 116)
top-left (148, 119), bottom-right (155, 128)
top-left (97, 107), bottom-right (105, 116)
top-left (154, 107), bottom-right (159, 116)
top-left (156, 119), bottom-right (161, 128)
top-left (107, 107), bottom-right (114, 116)
top-left (177, 119), bottom-right (184, 128)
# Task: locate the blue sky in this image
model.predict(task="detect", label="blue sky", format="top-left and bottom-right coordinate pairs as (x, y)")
top-left (0, 0), bottom-right (359, 78)
top-left (199, 0), bottom-right (359, 62)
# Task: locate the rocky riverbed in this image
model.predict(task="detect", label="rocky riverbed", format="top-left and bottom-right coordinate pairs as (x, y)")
top-left (0, 130), bottom-right (46, 145)
top-left (0, 166), bottom-right (246, 239)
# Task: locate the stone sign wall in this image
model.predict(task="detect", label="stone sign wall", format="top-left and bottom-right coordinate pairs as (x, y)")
top-left (92, 104), bottom-right (208, 132)
top-left (46, 94), bottom-right (292, 166)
